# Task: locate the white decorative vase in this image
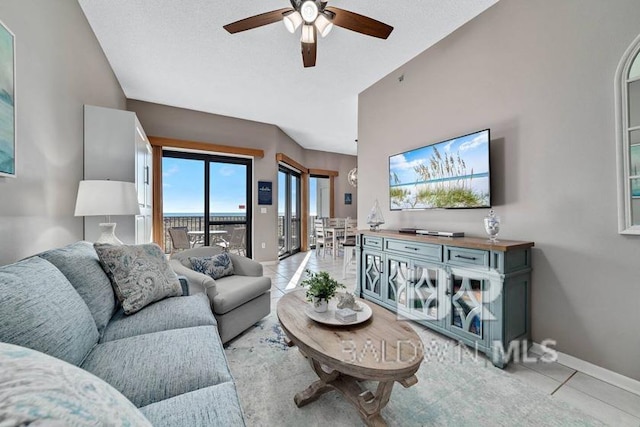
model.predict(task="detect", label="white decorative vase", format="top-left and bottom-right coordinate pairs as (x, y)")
top-left (313, 297), bottom-right (328, 313)
top-left (484, 209), bottom-right (501, 243)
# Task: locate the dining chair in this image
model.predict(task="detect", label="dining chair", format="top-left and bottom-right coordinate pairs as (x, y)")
top-left (168, 227), bottom-right (191, 254)
top-left (342, 240), bottom-right (357, 278)
top-left (339, 218), bottom-right (357, 247)
top-left (314, 218), bottom-right (333, 258)
top-left (327, 217), bottom-right (345, 228)
top-left (337, 218), bottom-right (357, 259)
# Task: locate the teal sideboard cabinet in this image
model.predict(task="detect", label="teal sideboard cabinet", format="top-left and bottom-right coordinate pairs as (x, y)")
top-left (356, 230), bottom-right (534, 368)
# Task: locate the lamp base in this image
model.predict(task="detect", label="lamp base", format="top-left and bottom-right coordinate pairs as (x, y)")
top-left (96, 223), bottom-right (124, 245)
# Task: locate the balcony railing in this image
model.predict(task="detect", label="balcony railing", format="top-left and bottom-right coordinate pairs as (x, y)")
top-left (164, 214), bottom-right (318, 254)
top-left (163, 215), bottom-right (246, 253)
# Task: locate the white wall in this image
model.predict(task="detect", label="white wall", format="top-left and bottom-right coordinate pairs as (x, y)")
top-left (0, 0), bottom-right (125, 265)
top-left (358, 0), bottom-right (640, 380)
top-left (315, 178), bottom-right (330, 218)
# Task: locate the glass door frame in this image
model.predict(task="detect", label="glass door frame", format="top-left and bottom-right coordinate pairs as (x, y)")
top-left (279, 165), bottom-right (301, 259)
top-left (163, 150), bottom-right (252, 257)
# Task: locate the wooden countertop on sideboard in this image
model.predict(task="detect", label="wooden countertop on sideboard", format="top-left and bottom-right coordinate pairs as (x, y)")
top-left (359, 229), bottom-right (534, 252)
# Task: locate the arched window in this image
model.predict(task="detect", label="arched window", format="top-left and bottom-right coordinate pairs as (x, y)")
top-left (616, 34), bottom-right (640, 234)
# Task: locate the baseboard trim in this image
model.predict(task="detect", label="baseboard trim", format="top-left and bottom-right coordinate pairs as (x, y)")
top-left (530, 342), bottom-right (640, 396)
top-left (260, 260), bottom-right (279, 266)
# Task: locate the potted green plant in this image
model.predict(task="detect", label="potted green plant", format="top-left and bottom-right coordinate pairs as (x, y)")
top-left (300, 269), bottom-right (345, 312)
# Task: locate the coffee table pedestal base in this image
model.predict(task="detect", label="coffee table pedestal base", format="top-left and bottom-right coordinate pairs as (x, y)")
top-left (294, 358), bottom-right (417, 427)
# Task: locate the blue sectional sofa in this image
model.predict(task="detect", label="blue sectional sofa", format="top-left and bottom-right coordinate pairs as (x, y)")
top-left (0, 241), bottom-right (246, 426)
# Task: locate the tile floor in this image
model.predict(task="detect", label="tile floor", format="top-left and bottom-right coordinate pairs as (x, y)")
top-left (263, 250), bottom-right (640, 427)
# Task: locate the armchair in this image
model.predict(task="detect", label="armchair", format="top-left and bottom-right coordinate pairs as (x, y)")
top-left (169, 247), bottom-right (271, 343)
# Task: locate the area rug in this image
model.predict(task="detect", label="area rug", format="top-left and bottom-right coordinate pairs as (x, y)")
top-left (224, 314), bottom-right (603, 427)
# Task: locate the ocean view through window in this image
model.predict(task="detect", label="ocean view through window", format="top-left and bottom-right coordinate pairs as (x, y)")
top-left (162, 152), bottom-right (252, 255)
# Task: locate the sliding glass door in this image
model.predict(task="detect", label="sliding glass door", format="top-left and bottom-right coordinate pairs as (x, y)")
top-left (163, 151), bottom-right (252, 257)
top-left (278, 166), bottom-right (301, 258)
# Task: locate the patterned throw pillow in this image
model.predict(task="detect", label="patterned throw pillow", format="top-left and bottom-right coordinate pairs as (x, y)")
top-left (189, 253), bottom-right (235, 280)
top-left (94, 243), bottom-right (183, 315)
top-left (0, 342), bottom-right (152, 426)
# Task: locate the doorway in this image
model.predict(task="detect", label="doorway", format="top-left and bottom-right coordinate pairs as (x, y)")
top-left (308, 176), bottom-right (330, 248)
top-left (278, 166), bottom-right (301, 258)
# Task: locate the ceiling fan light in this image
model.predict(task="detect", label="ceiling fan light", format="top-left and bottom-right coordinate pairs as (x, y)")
top-left (314, 13), bottom-right (333, 38)
top-left (301, 24), bottom-right (315, 44)
top-left (300, 1), bottom-right (319, 23)
top-left (283, 11), bottom-right (303, 33)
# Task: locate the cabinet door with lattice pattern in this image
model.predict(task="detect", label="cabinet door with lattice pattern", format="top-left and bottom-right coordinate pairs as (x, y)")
top-left (446, 269), bottom-right (488, 343)
top-left (361, 249), bottom-right (384, 299)
top-left (385, 255), bottom-right (410, 308)
top-left (407, 260), bottom-right (445, 325)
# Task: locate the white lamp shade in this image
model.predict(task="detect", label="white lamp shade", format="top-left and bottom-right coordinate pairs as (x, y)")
top-left (301, 24), bottom-right (315, 44)
top-left (315, 13), bottom-right (333, 38)
top-left (283, 11), bottom-right (303, 33)
top-left (74, 180), bottom-right (141, 217)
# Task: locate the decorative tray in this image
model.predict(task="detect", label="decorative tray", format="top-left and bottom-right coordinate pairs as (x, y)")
top-left (304, 301), bottom-right (372, 326)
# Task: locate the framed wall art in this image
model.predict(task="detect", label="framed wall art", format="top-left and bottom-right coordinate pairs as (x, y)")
top-left (0, 19), bottom-right (15, 178)
top-left (258, 181), bottom-right (272, 205)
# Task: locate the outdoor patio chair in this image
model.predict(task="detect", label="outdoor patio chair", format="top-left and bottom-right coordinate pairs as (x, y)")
top-left (168, 227), bottom-right (191, 253)
top-left (218, 226), bottom-right (246, 256)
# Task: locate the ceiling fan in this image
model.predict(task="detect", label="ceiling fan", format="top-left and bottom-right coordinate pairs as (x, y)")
top-left (223, 0), bottom-right (393, 68)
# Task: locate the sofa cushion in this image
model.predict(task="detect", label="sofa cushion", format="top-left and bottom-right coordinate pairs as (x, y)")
top-left (101, 293), bottom-right (217, 343)
top-left (0, 342), bottom-right (152, 427)
top-left (139, 383), bottom-right (245, 427)
top-left (211, 274), bottom-right (271, 315)
top-left (81, 326), bottom-right (233, 407)
top-left (189, 252), bottom-right (234, 280)
top-left (94, 243), bottom-right (183, 315)
top-left (38, 241), bottom-right (116, 335)
top-left (0, 257), bottom-right (99, 366)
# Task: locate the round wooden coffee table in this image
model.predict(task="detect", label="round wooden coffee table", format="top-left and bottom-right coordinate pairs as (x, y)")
top-left (277, 289), bottom-right (424, 427)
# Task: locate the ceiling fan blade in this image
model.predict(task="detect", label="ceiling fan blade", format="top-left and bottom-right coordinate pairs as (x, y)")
top-left (224, 8), bottom-right (293, 34)
top-left (301, 39), bottom-right (317, 68)
top-left (324, 7), bottom-right (393, 39)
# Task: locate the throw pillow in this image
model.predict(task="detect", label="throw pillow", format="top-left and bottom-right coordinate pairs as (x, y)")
top-left (94, 243), bottom-right (183, 315)
top-left (189, 252), bottom-right (235, 280)
top-left (0, 342), bottom-right (152, 426)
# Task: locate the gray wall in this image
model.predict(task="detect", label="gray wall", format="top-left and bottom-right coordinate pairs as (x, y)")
top-left (359, 0), bottom-right (640, 380)
top-left (127, 100), bottom-right (356, 262)
top-left (0, 0), bottom-right (125, 265)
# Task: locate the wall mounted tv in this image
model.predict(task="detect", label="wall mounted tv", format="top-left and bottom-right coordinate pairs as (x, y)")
top-left (389, 129), bottom-right (491, 210)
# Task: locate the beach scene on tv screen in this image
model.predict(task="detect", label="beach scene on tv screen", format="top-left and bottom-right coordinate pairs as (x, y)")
top-left (389, 130), bottom-right (490, 209)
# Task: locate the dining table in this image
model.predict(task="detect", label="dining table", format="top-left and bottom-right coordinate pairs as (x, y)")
top-left (187, 230), bottom-right (228, 246)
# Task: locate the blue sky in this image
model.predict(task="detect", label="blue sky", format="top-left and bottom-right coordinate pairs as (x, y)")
top-left (389, 130), bottom-right (489, 186)
top-left (162, 157), bottom-right (247, 214)
top-left (163, 157), bottom-right (321, 216)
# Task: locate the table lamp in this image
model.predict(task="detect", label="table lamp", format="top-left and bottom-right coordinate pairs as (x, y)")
top-left (74, 180), bottom-right (141, 245)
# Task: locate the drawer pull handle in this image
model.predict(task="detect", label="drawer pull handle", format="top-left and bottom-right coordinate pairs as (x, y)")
top-left (404, 246), bottom-right (419, 251)
top-left (455, 255), bottom-right (477, 261)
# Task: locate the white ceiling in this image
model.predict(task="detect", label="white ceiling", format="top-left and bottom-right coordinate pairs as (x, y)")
top-left (78, 0), bottom-right (497, 155)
